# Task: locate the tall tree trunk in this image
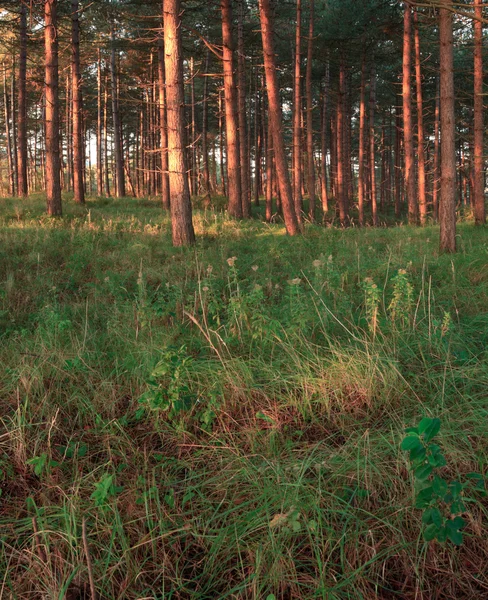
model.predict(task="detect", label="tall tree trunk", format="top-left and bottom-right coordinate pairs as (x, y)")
top-left (320, 61), bottom-right (329, 217)
top-left (306, 0), bottom-right (315, 222)
top-left (380, 116), bottom-right (386, 212)
top-left (414, 10), bottom-right (427, 223)
top-left (97, 50), bottom-right (103, 196)
top-left (265, 108), bottom-right (273, 222)
top-left (163, 0), bottom-right (195, 246)
top-left (218, 89), bottom-right (226, 196)
top-left (258, 0), bottom-right (300, 235)
top-left (110, 23), bottom-right (126, 198)
top-left (3, 65), bottom-right (14, 196)
top-left (221, 0), bottom-right (243, 218)
top-left (201, 50), bottom-right (211, 197)
top-left (358, 55), bottom-right (366, 226)
top-left (238, 0), bottom-right (250, 217)
top-left (432, 80), bottom-right (440, 221)
top-left (292, 0), bottom-right (303, 223)
top-left (439, 0), bottom-right (456, 252)
top-left (254, 70), bottom-right (262, 206)
top-left (189, 56), bottom-right (198, 196)
top-left (473, 0), bottom-right (485, 224)
top-left (369, 64), bottom-right (377, 226)
top-left (18, 1), bottom-right (28, 197)
top-left (11, 61), bottom-right (18, 195)
top-left (71, 0), bottom-right (85, 204)
top-left (45, 0), bottom-right (62, 216)
top-left (395, 97), bottom-right (402, 218)
top-left (103, 76), bottom-right (111, 196)
top-left (65, 73), bottom-right (72, 191)
top-left (402, 3), bottom-right (417, 224)
top-left (158, 34), bottom-right (171, 209)
top-left (336, 59), bottom-right (347, 226)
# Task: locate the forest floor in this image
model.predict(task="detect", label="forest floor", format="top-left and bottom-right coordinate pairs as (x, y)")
top-left (1, 195), bottom-right (488, 599)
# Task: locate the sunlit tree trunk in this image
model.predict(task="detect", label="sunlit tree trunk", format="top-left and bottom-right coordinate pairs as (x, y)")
top-left (265, 109), bottom-right (273, 222)
top-left (369, 64), bottom-right (377, 226)
top-left (336, 58), bottom-right (347, 226)
top-left (238, 0), bottom-right (250, 217)
top-left (259, 0), bottom-right (300, 235)
top-left (414, 10), bottom-right (426, 223)
top-left (65, 73), bottom-right (72, 191)
top-left (219, 89), bottom-right (226, 196)
top-left (158, 34), bottom-right (170, 209)
top-left (380, 116), bottom-right (386, 212)
top-left (221, 0), bottom-right (243, 218)
top-left (433, 79), bottom-right (440, 222)
top-left (358, 56), bottom-right (366, 226)
top-left (473, 0), bottom-right (485, 225)
top-left (189, 56), bottom-right (198, 197)
top-left (394, 98), bottom-right (402, 218)
top-left (201, 50), bottom-right (211, 197)
top-left (254, 70), bottom-right (262, 206)
top-left (163, 0), bottom-right (195, 246)
top-left (3, 65), bottom-right (14, 196)
top-left (439, 0), bottom-right (456, 252)
top-left (320, 61), bottom-right (329, 217)
top-left (403, 3), bottom-right (417, 224)
top-left (305, 0), bottom-right (315, 221)
top-left (45, 0), bottom-right (62, 216)
top-left (11, 61), bottom-right (18, 195)
top-left (103, 77), bottom-right (111, 196)
top-left (18, 1), bottom-right (28, 197)
top-left (97, 50), bottom-right (103, 196)
top-left (110, 23), bottom-right (125, 198)
top-left (71, 0), bottom-right (85, 204)
top-left (292, 0), bottom-right (303, 223)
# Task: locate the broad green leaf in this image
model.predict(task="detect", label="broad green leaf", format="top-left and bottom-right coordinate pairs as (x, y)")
top-left (436, 526), bottom-right (448, 543)
top-left (422, 508), bottom-right (433, 524)
top-left (410, 445), bottom-right (426, 463)
top-left (451, 516), bottom-right (465, 529)
top-left (446, 527), bottom-right (463, 546)
top-left (415, 486), bottom-right (434, 509)
top-left (449, 481), bottom-right (462, 500)
top-left (418, 417), bottom-right (434, 434)
top-left (433, 476), bottom-right (448, 497)
top-left (415, 464), bottom-right (433, 481)
top-left (450, 500), bottom-right (466, 514)
top-left (401, 435), bottom-right (422, 451)
top-left (420, 418), bottom-right (441, 442)
top-left (424, 523), bottom-right (439, 541)
top-left (423, 507), bottom-right (443, 528)
top-left (428, 453), bottom-right (446, 467)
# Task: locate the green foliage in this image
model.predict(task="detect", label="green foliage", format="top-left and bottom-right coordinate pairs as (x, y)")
top-left (1, 197), bottom-right (488, 597)
top-left (139, 345), bottom-right (196, 420)
top-left (362, 277), bottom-right (381, 335)
top-left (402, 418), bottom-right (485, 546)
top-left (90, 473), bottom-right (122, 507)
top-left (389, 269), bottom-right (414, 327)
top-left (26, 453), bottom-right (59, 477)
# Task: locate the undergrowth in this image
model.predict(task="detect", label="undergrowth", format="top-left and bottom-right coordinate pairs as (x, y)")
top-left (0, 196), bottom-right (487, 599)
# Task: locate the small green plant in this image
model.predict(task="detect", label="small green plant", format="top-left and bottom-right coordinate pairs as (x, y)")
top-left (27, 453), bottom-right (59, 477)
top-left (402, 417), bottom-right (485, 545)
top-left (389, 269), bottom-right (414, 327)
top-left (362, 277), bottom-right (381, 335)
top-left (91, 473), bottom-right (122, 507)
top-left (139, 345), bottom-right (196, 419)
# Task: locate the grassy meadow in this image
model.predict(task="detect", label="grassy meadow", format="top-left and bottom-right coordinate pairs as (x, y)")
top-left (1, 195), bottom-right (488, 599)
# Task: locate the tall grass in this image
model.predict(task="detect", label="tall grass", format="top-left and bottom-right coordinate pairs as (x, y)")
top-left (1, 196), bottom-right (487, 599)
